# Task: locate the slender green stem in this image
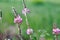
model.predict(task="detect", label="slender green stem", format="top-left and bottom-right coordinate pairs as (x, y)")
top-left (22, 0), bottom-right (30, 27)
top-left (29, 35), bottom-right (32, 40)
top-left (55, 35), bottom-right (58, 40)
top-left (25, 14), bottom-right (29, 26)
top-left (56, 35), bottom-right (58, 40)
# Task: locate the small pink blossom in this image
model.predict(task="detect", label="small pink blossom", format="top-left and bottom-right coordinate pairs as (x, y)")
top-left (26, 28), bottom-right (33, 35)
top-left (53, 28), bottom-right (60, 35)
top-left (22, 8), bottom-right (30, 16)
top-left (14, 15), bottom-right (22, 24)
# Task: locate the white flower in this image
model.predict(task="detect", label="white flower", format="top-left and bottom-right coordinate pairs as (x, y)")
top-left (26, 28), bottom-right (33, 35)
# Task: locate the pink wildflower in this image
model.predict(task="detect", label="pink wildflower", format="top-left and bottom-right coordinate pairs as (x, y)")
top-left (22, 8), bottom-right (30, 16)
top-left (14, 15), bottom-right (22, 24)
top-left (53, 28), bottom-right (60, 35)
top-left (53, 23), bottom-right (60, 35)
top-left (26, 28), bottom-right (33, 35)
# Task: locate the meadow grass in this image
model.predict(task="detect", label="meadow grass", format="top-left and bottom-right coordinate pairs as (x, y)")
top-left (0, 0), bottom-right (60, 40)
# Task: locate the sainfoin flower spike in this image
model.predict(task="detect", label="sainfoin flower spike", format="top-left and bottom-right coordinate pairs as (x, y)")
top-left (53, 27), bottom-right (60, 35)
top-left (26, 27), bottom-right (33, 35)
top-left (22, 0), bottom-right (30, 16)
top-left (14, 15), bottom-right (22, 24)
top-left (22, 8), bottom-right (30, 16)
top-left (52, 23), bottom-right (60, 35)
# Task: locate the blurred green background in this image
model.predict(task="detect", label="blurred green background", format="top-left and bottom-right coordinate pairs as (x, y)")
top-left (0, 0), bottom-right (60, 40)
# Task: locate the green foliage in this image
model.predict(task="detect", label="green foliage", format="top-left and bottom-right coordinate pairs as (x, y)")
top-left (0, 0), bottom-right (60, 40)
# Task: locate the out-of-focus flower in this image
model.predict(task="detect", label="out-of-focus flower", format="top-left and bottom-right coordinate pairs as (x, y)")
top-left (26, 28), bottom-right (33, 35)
top-left (53, 28), bottom-right (60, 35)
top-left (14, 15), bottom-right (22, 24)
top-left (22, 8), bottom-right (30, 16)
top-left (53, 23), bottom-right (60, 35)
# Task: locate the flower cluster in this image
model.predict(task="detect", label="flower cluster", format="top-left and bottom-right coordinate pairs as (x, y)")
top-left (22, 8), bottom-right (30, 16)
top-left (14, 15), bottom-right (22, 24)
top-left (53, 27), bottom-right (60, 35)
top-left (53, 23), bottom-right (60, 35)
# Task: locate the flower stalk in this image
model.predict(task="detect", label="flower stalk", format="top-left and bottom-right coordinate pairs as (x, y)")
top-left (17, 24), bottom-right (23, 40)
top-left (12, 7), bottom-right (23, 40)
top-left (22, 0), bottom-right (26, 8)
top-left (29, 35), bottom-right (32, 40)
top-left (55, 35), bottom-right (58, 40)
top-left (22, 0), bottom-right (33, 40)
top-left (53, 23), bottom-right (60, 40)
